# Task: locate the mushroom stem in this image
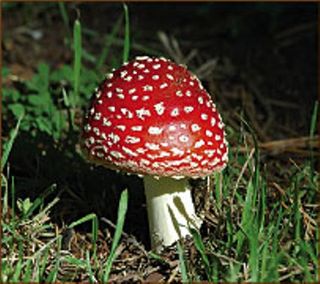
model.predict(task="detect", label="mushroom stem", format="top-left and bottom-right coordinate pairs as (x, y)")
top-left (143, 175), bottom-right (202, 251)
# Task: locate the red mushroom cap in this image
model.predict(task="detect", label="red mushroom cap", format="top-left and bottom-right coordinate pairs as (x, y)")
top-left (81, 56), bottom-right (228, 178)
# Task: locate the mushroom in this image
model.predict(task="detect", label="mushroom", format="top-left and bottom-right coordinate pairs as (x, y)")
top-left (81, 56), bottom-right (228, 251)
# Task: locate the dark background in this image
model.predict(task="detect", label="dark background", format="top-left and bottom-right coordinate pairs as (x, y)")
top-left (3, 2), bottom-right (318, 139)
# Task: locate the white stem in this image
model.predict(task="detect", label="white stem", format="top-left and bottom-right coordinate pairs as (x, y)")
top-left (143, 176), bottom-right (202, 251)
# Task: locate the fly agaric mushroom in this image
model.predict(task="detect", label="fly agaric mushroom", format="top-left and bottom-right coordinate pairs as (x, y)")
top-left (81, 56), bottom-right (228, 250)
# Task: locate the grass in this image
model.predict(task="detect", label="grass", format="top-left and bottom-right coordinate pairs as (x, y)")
top-left (102, 189), bottom-right (128, 282)
top-left (1, 114), bottom-right (23, 172)
top-left (2, 3), bottom-right (319, 282)
top-left (122, 3), bottom-right (130, 63)
top-left (73, 19), bottom-right (82, 108)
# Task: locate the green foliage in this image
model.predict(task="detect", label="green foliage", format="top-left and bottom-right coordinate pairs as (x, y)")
top-left (2, 61), bottom-right (102, 141)
top-left (3, 63), bottom-right (65, 139)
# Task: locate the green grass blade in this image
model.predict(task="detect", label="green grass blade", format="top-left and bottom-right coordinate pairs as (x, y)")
top-left (177, 241), bottom-right (189, 282)
top-left (22, 259), bottom-right (33, 282)
top-left (214, 172), bottom-right (222, 210)
top-left (62, 87), bottom-right (71, 107)
top-left (64, 256), bottom-right (86, 266)
top-left (236, 179), bottom-right (255, 253)
top-left (45, 268), bottom-right (58, 283)
top-left (1, 114), bottom-right (23, 172)
top-left (2, 174), bottom-right (8, 215)
top-left (248, 222), bottom-right (259, 282)
top-left (12, 241), bottom-right (24, 281)
top-left (45, 267), bottom-right (59, 282)
top-left (31, 235), bottom-right (61, 261)
top-left (86, 250), bottom-right (95, 283)
top-left (103, 189), bottom-right (128, 282)
top-left (259, 241), bottom-right (270, 281)
top-left (258, 179), bottom-right (267, 234)
top-left (10, 177), bottom-right (16, 235)
top-left (68, 213), bottom-right (98, 261)
top-left (68, 213), bottom-right (97, 229)
top-left (24, 184), bottom-right (57, 219)
top-left (31, 197), bottom-right (59, 224)
top-left (62, 87), bottom-right (75, 133)
top-left (293, 178), bottom-right (302, 242)
top-left (58, 3), bottom-right (71, 43)
top-left (122, 3), bottom-right (130, 63)
top-left (226, 262), bottom-right (241, 282)
top-left (73, 19), bottom-right (82, 107)
top-left (97, 13), bottom-right (124, 69)
top-left (45, 236), bottom-right (62, 282)
top-left (226, 207), bottom-right (233, 249)
top-left (309, 100), bottom-right (318, 138)
top-left (12, 259), bottom-right (23, 281)
top-left (148, 251), bottom-right (168, 264)
top-left (92, 214), bottom-right (98, 261)
top-left (38, 248), bottom-right (50, 281)
top-left (238, 114), bottom-right (260, 188)
top-left (309, 100), bottom-right (318, 179)
top-left (301, 240), bottom-right (318, 268)
top-left (300, 257), bottom-right (313, 282)
top-left (190, 228), bottom-right (212, 281)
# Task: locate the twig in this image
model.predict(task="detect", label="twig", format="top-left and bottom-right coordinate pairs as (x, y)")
top-left (167, 266), bottom-right (179, 282)
top-left (101, 217), bottom-right (129, 238)
top-left (234, 136), bottom-right (319, 154)
top-left (259, 136), bottom-right (319, 150)
top-left (266, 98), bottom-right (300, 109)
